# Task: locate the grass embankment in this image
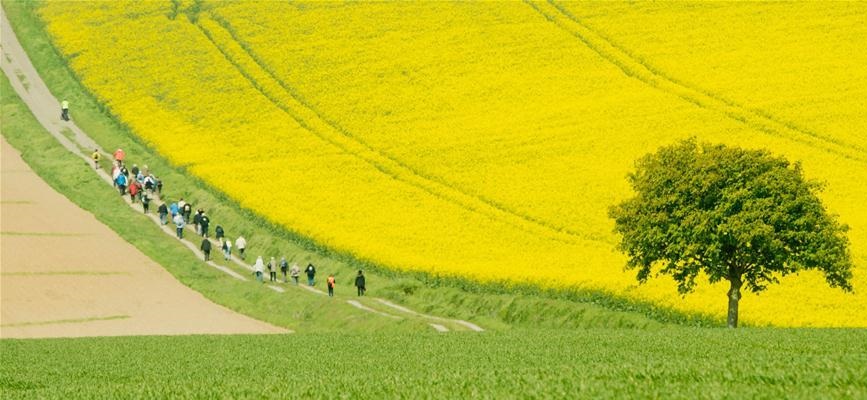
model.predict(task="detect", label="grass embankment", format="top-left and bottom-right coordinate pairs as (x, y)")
top-left (1, 73), bottom-right (421, 333)
top-left (1, 0), bottom-right (714, 329)
top-left (3, 329), bottom-right (867, 398)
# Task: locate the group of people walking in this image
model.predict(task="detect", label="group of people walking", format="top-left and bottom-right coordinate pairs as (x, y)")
top-left (248, 256), bottom-right (367, 297)
top-left (100, 146), bottom-right (368, 297)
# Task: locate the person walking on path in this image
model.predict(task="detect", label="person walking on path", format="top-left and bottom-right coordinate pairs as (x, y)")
top-left (253, 256), bottom-right (265, 283)
top-left (113, 148), bottom-right (125, 167)
top-left (193, 209), bottom-right (202, 235)
top-left (91, 149), bottom-right (100, 170)
top-left (170, 202), bottom-right (179, 219)
top-left (327, 274), bottom-right (336, 297)
top-left (200, 212), bottom-right (210, 238)
top-left (222, 238), bottom-right (232, 261)
top-left (182, 202), bottom-right (193, 223)
top-left (280, 257), bottom-right (289, 283)
top-left (128, 179), bottom-right (140, 203)
top-left (173, 213), bottom-right (185, 239)
top-left (61, 99), bottom-right (70, 121)
top-left (305, 263), bottom-right (316, 286)
top-left (290, 262), bottom-right (300, 285)
top-left (111, 164), bottom-right (120, 188)
top-left (355, 270), bottom-right (366, 296)
top-left (115, 172), bottom-right (127, 195)
top-left (235, 236), bottom-right (247, 260)
top-left (131, 164), bottom-right (139, 179)
top-left (144, 174), bottom-right (156, 194)
top-left (268, 257), bottom-right (277, 282)
top-left (142, 192), bottom-right (151, 214)
top-left (215, 225), bottom-right (224, 241)
top-left (158, 202), bottom-right (168, 224)
top-left (201, 238), bottom-right (212, 261)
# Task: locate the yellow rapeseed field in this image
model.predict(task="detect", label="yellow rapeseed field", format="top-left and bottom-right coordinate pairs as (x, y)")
top-left (37, 1), bottom-right (867, 326)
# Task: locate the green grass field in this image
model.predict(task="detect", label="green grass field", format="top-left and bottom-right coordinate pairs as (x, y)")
top-left (2, 330), bottom-right (866, 399)
top-left (3, 2), bottom-right (867, 398)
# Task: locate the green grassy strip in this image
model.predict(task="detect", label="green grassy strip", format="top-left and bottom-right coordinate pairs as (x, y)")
top-left (1, 315), bottom-right (129, 328)
top-left (0, 73), bottom-right (422, 333)
top-left (2, 329), bottom-right (866, 398)
top-left (2, 0), bottom-right (720, 328)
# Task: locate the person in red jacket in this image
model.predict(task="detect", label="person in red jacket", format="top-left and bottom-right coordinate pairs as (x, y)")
top-left (128, 180), bottom-right (141, 203)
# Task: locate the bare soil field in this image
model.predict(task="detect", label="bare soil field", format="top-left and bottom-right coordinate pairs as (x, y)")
top-left (0, 137), bottom-right (287, 338)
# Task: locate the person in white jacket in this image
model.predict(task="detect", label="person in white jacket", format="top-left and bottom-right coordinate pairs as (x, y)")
top-left (253, 256), bottom-right (264, 283)
top-left (222, 238), bottom-right (232, 261)
top-left (235, 236), bottom-right (247, 260)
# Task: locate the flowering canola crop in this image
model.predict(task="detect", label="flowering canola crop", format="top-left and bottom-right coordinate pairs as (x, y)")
top-left (37, 1), bottom-right (867, 326)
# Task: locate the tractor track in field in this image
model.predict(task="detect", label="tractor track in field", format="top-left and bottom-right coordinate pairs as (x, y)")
top-left (1, 7), bottom-right (483, 333)
top-left (526, 0), bottom-right (867, 165)
top-left (193, 12), bottom-right (612, 247)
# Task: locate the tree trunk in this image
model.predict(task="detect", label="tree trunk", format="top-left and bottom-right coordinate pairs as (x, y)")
top-left (727, 277), bottom-right (742, 328)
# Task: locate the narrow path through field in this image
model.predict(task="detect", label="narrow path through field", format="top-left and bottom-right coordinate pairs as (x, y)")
top-left (1, 8), bottom-right (483, 334)
top-left (0, 137), bottom-right (288, 338)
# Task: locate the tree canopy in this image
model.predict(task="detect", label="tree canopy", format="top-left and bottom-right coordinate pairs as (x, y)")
top-left (609, 139), bottom-right (853, 327)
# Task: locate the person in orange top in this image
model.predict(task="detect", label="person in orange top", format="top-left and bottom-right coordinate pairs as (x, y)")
top-left (327, 274), bottom-right (336, 297)
top-left (113, 148), bottom-right (125, 167)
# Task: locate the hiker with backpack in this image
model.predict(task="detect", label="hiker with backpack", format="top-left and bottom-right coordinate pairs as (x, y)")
top-left (158, 203), bottom-right (168, 224)
top-left (235, 236), bottom-right (247, 260)
top-left (280, 257), bottom-right (289, 283)
top-left (253, 256), bottom-right (265, 283)
top-left (142, 191), bottom-right (151, 214)
top-left (200, 212), bottom-right (210, 238)
top-left (305, 263), bottom-right (316, 286)
top-left (268, 257), bottom-right (277, 282)
top-left (327, 274), bottom-right (336, 297)
top-left (290, 262), bottom-right (300, 285)
top-left (115, 172), bottom-right (127, 195)
top-left (215, 225), bottom-right (224, 241)
top-left (173, 213), bottom-right (185, 239)
top-left (91, 149), bottom-right (100, 170)
top-left (201, 238), bottom-right (212, 261)
top-left (222, 238), bottom-right (232, 261)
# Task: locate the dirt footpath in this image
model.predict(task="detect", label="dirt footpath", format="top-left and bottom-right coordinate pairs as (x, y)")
top-left (0, 138), bottom-right (287, 338)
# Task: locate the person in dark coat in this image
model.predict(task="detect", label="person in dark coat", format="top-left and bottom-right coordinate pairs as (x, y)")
top-left (142, 192), bottom-right (151, 214)
top-left (200, 238), bottom-right (211, 261)
top-left (193, 210), bottom-right (202, 235)
top-left (158, 203), bottom-right (168, 225)
top-left (182, 203), bottom-right (193, 223)
top-left (215, 225), bottom-right (224, 241)
top-left (355, 270), bottom-right (366, 296)
top-left (200, 213), bottom-right (210, 238)
top-left (305, 263), bottom-right (316, 286)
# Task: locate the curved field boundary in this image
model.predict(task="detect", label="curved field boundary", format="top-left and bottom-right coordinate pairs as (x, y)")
top-left (195, 13), bottom-right (605, 246)
top-left (1, 8), bottom-right (483, 333)
top-left (526, 0), bottom-right (867, 165)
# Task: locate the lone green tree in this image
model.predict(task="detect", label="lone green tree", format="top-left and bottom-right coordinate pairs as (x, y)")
top-left (609, 140), bottom-right (853, 327)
